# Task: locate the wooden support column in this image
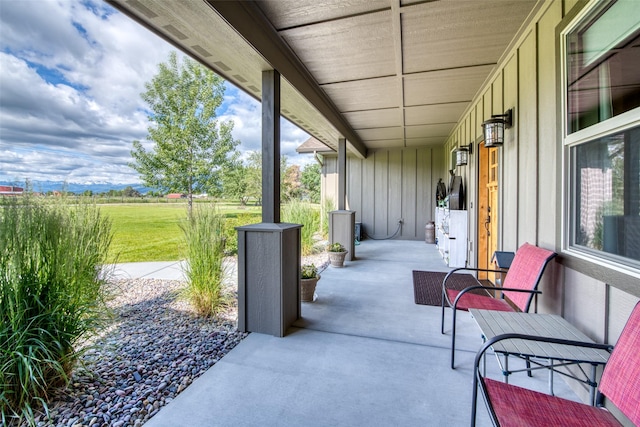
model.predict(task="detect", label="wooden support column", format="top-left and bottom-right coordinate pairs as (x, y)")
top-left (338, 137), bottom-right (346, 211)
top-left (262, 70), bottom-right (280, 223)
top-left (236, 70), bottom-right (301, 337)
top-left (330, 137), bottom-right (355, 261)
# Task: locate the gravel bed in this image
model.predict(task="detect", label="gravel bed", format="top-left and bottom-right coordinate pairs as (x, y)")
top-left (30, 277), bottom-right (246, 427)
top-left (31, 254), bottom-right (328, 427)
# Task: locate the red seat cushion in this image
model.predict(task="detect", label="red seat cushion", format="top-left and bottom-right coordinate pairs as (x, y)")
top-left (447, 289), bottom-right (515, 312)
top-left (483, 378), bottom-right (622, 427)
top-left (599, 302), bottom-right (640, 425)
top-left (501, 243), bottom-right (555, 311)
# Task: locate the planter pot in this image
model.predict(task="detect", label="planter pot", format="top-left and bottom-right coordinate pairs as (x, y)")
top-left (300, 275), bottom-right (320, 302)
top-left (328, 250), bottom-right (348, 268)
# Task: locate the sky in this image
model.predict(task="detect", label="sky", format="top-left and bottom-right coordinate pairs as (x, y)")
top-left (0, 0), bottom-right (312, 186)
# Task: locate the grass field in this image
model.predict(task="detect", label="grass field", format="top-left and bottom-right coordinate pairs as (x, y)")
top-left (100, 203), bottom-right (261, 263)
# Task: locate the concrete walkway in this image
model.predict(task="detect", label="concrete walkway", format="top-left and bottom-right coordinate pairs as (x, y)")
top-left (119, 240), bottom-right (580, 426)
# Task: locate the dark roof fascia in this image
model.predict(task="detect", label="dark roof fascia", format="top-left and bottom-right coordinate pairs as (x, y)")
top-left (206, 0), bottom-right (367, 160)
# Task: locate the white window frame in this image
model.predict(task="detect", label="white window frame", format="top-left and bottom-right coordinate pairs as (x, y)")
top-left (560, 0), bottom-right (640, 279)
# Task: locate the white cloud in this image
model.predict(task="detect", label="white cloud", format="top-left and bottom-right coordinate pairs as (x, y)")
top-left (0, 0), bottom-right (314, 186)
top-left (219, 86), bottom-right (313, 167)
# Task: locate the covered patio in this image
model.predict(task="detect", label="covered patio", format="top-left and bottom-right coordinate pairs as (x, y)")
top-left (104, 0), bottom-right (640, 424)
top-left (141, 240), bottom-right (580, 427)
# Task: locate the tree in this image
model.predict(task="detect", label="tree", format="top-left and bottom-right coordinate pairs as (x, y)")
top-left (282, 164), bottom-right (301, 201)
top-left (244, 151), bottom-right (262, 205)
top-left (301, 162), bottom-right (321, 203)
top-left (222, 161), bottom-right (249, 205)
top-left (122, 186), bottom-right (141, 198)
top-left (130, 51), bottom-right (240, 216)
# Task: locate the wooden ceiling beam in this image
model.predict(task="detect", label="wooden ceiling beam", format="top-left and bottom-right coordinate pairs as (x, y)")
top-left (206, 0), bottom-right (368, 159)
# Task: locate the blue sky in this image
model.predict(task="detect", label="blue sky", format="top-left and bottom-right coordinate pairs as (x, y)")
top-left (0, 0), bottom-right (311, 185)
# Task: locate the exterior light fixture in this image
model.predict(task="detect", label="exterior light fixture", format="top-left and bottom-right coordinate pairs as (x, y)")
top-left (455, 143), bottom-right (473, 166)
top-left (481, 109), bottom-right (513, 147)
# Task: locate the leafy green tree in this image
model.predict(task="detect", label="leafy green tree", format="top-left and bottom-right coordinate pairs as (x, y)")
top-left (122, 186), bottom-right (141, 198)
top-left (301, 162), bottom-right (321, 203)
top-left (222, 161), bottom-right (249, 205)
top-left (244, 151), bottom-right (262, 205)
top-left (130, 51), bottom-right (240, 216)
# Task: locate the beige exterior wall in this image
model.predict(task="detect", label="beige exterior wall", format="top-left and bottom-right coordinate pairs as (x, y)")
top-left (320, 1), bottom-right (638, 364)
top-left (323, 147), bottom-right (445, 241)
top-left (443, 0), bottom-right (639, 405)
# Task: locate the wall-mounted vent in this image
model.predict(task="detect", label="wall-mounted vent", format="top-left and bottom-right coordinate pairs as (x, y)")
top-left (127, 0), bottom-right (158, 18)
top-left (248, 85), bottom-right (259, 92)
top-left (282, 109), bottom-right (290, 114)
top-left (290, 115), bottom-right (297, 119)
top-left (213, 61), bottom-right (231, 72)
top-left (191, 45), bottom-right (212, 57)
top-left (233, 74), bottom-right (247, 83)
top-left (163, 24), bottom-right (187, 40)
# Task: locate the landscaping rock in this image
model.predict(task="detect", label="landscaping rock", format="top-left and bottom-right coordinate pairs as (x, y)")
top-left (34, 277), bottom-right (247, 427)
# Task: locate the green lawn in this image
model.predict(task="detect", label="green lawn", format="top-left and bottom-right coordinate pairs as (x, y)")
top-left (101, 203), bottom-right (261, 263)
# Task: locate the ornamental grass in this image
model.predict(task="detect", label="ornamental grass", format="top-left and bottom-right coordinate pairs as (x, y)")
top-left (180, 204), bottom-right (229, 317)
top-left (281, 200), bottom-right (321, 256)
top-left (0, 196), bottom-right (113, 426)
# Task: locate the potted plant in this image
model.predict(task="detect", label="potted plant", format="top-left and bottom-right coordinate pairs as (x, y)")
top-left (327, 242), bottom-right (348, 268)
top-left (300, 263), bottom-right (320, 302)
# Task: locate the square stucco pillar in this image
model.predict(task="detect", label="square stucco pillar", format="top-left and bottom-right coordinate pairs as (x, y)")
top-left (329, 210), bottom-right (355, 261)
top-left (237, 223), bottom-right (302, 337)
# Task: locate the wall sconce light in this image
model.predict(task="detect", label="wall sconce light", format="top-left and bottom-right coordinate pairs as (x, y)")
top-left (481, 108), bottom-right (513, 147)
top-left (455, 143), bottom-right (473, 166)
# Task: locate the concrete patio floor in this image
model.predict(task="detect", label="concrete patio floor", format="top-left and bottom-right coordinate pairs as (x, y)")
top-left (118, 239), bottom-right (583, 426)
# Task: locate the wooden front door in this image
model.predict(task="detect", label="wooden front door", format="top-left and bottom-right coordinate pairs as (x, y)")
top-left (477, 144), bottom-right (499, 282)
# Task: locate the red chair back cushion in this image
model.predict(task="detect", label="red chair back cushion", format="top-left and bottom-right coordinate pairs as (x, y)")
top-left (502, 243), bottom-right (556, 311)
top-left (599, 302), bottom-right (640, 425)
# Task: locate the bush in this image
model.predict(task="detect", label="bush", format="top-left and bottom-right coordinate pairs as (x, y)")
top-left (181, 205), bottom-right (229, 316)
top-left (321, 197), bottom-right (335, 238)
top-left (221, 213), bottom-right (261, 255)
top-left (0, 197), bottom-right (112, 425)
top-left (281, 200), bottom-right (321, 256)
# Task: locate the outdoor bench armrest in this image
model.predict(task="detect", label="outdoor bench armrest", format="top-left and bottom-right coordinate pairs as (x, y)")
top-left (471, 333), bottom-right (614, 427)
top-left (442, 268), bottom-right (507, 307)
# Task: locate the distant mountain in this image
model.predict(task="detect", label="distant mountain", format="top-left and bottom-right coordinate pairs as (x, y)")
top-left (1, 180), bottom-right (152, 195)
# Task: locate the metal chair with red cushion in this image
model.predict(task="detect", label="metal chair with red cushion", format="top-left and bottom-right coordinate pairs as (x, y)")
top-left (471, 301), bottom-right (640, 426)
top-left (441, 243), bottom-right (557, 368)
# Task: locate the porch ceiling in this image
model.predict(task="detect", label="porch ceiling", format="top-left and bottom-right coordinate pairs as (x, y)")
top-left (108, 0), bottom-right (539, 157)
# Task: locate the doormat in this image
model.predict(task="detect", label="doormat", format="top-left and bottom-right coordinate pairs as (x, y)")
top-left (412, 270), bottom-right (484, 306)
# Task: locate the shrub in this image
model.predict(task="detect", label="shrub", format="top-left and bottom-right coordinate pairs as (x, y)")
top-left (222, 213), bottom-right (261, 255)
top-left (0, 197), bottom-right (112, 425)
top-left (281, 200), bottom-right (321, 256)
top-left (181, 205), bottom-right (229, 316)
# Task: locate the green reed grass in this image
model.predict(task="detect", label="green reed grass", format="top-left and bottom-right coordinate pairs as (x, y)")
top-left (281, 200), bottom-right (321, 255)
top-left (180, 205), bottom-right (229, 317)
top-left (0, 196), bottom-right (113, 426)
top-left (321, 197), bottom-right (335, 238)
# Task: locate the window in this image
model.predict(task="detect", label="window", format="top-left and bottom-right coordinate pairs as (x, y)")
top-left (570, 126), bottom-right (640, 266)
top-left (564, 0), bottom-right (640, 271)
top-left (566, 0), bottom-right (640, 134)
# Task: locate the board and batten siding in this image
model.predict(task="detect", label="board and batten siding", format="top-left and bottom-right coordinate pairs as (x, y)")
top-left (322, 147), bottom-right (444, 241)
top-left (442, 0), bottom-right (639, 407)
